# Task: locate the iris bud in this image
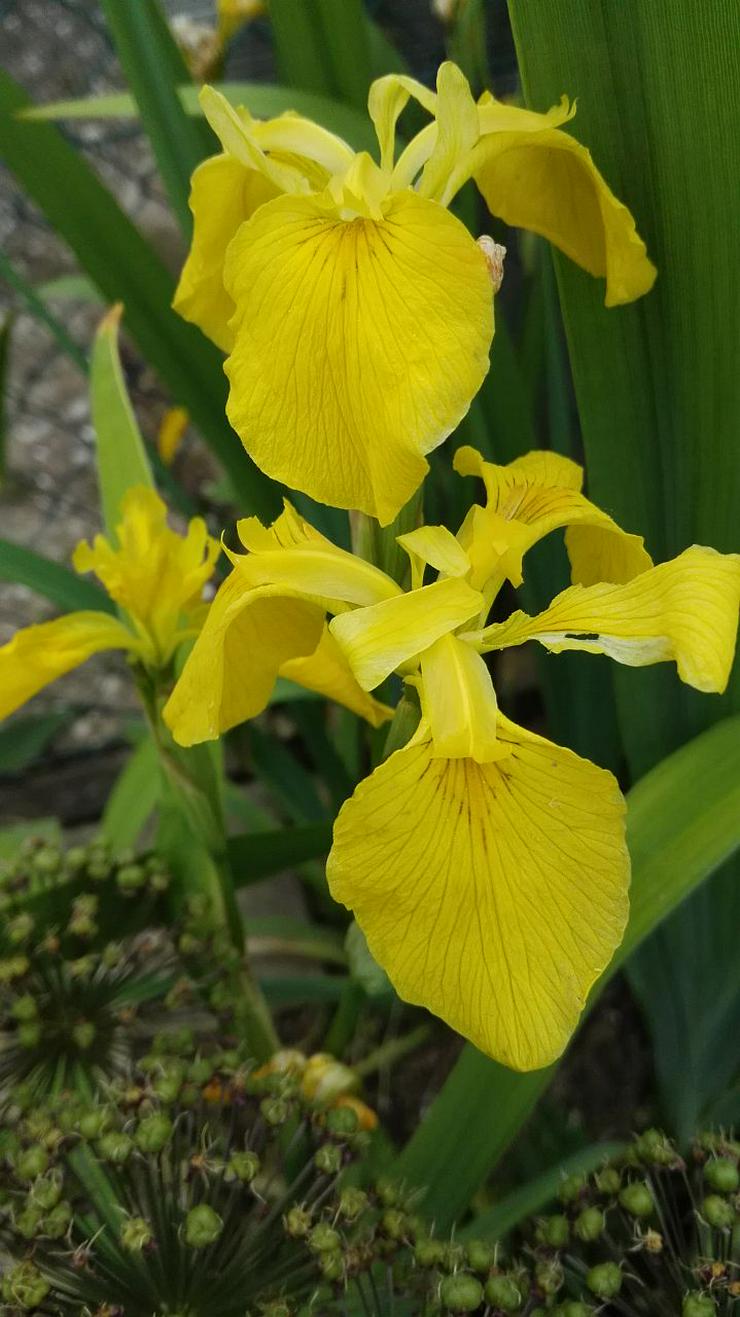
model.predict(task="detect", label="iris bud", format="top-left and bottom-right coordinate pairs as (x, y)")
top-left (440, 1273), bottom-right (484, 1311)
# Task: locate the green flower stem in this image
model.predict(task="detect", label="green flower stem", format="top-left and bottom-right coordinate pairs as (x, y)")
top-left (354, 1023), bottom-right (431, 1079)
top-left (137, 669), bottom-right (278, 1061)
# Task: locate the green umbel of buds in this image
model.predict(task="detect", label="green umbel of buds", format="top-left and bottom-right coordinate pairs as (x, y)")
top-left (484, 1274), bottom-right (522, 1310)
top-left (439, 1273), bottom-right (484, 1311)
top-left (703, 1157), bottom-right (739, 1193)
top-left (185, 1203), bottom-right (223, 1247)
top-left (586, 1262), bottom-right (622, 1299)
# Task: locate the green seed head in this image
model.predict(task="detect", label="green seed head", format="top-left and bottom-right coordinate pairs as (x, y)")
top-left (72, 1019), bottom-right (96, 1050)
top-left (284, 1206), bottom-right (313, 1238)
top-left (536, 1213), bottom-right (570, 1248)
top-left (558, 1172), bottom-right (587, 1204)
top-left (314, 1143), bottom-right (342, 1175)
top-left (15, 1203), bottom-right (43, 1239)
top-left (97, 1131), bottom-right (134, 1165)
top-left (619, 1181), bottom-right (654, 1218)
top-left (43, 1199), bottom-right (73, 1238)
top-left (574, 1207), bottom-right (606, 1242)
top-left (318, 1250), bottom-right (344, 1281)
top-left (414, 1238), bottom-right (445, 1268)
top-left (635, 1128), bottom-right (677, 1166)
top-left (120, 1215), bottom-right (153, 1251)
top-left (116, 863), bottom-right (147, 893)
top-left (324, 1104), bottom-right (359, 1137)
top-left (535, 1259), bottom-right (564, 1296)
top-left (228, 1150), bottom-right (260, 1183)
top-left (484, 1273), bottom-right (522, 1310)
top-left (16, 1144), bottom-right (49, 1181)
top-left (594, 1166), bottom-right (621, 1195)
top-left (338, 1186), bottom-right (368, 1220)
top-left (184, 1203), bottom-right (223, 1248)
top-left (30, 1170), bottom-right (62, 1210)
top-left (439, 1273), bottom-right (484, 1312)
top-left (466, 1240), bottom-right (496, 1273)
top-left (682, 1296), bottom-right (717, 1317)
top-left (701, 1194), bottom-right (734, 1229)
top-left (10, 994), bottom-right (38, 1022)
top-left (135, 1112), bottom-right (173, 1154)
top-left (308, 1223), bottom-right (341, 1253)
top-left (1, 1261), bottom-right (50, 1308)
top-left (586, 1262), bottom-right (622, 1299)
top-left (703, 1157), bottom-right (739, 1194)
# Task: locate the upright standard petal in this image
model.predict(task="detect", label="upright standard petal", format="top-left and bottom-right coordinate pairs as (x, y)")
top-left (173, 153), bottom-right (279, 352)
top-left (454, 446), bottom-right (652, 589)
top-left (476, 546), bottom-right (740, 694)
top-left (163, 573), bottom-right (325, 746)
top-left (0, 612), bottom-right (136, 721)
top-left (223, 189), bottom-right (493, 524)
top-left (467, 98), bottom-right (656, 306)
top-left (327, 717), bottom-right (629, 1070)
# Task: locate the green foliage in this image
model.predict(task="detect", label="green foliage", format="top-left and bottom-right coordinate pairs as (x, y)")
top-left (90, 306), bottom-right (155, 538)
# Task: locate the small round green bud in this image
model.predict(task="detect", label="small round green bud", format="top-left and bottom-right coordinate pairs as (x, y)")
top-left (535, 1260), bottom-right (564, 1296)
top-left (619, 1181), bottom-right (654, 1218)
top-left (559, 1172), bottom-right (587, 1204)
top-left (69, 955), bottom-right (95, 980)
top-left (466, 1240), bottom-right (496, 1274)
top-left (414, 1238), bottom-right (445, 1268)
top-left (17, 1020), bottom-right (42, 1048)
top-left (135, 1113), bottom-right (173, 1154)
top-left (594, 1167), bottom-right (621, 1195)
top-left (376, 1176), bottom-right (402, 1207)
top-left (558, 1304), bottom-right (592, 1317)
top-left (30, 1171), bottom-right (62, 1210)
top-left (0, 954), bottom-right (29, 982)
top-left (574, 1207), bottom-right (606, 1242)
top-left (636, 1128), bottom-right (676, 1166)
top-left (78, 1107), bottom-right (112, 1140)
top-left (184, 1203), bottom-right (223, 1248)
top-left (72, 1020), bottom-right (96, 1050)
top-left (64, 845), bottom-right (88, 872)
top-left (1, 1261), bottom-right (50, 1308)
top-left (153, 1061), bottom-right (186, 1104)
top-left (701, 1194), bottom-right (734, 1229)
top-left (15, 1204), bottom-right (43, 1238)
top-left (586, 1262), bottom-right (622, 1299)
top-left (308, 1223), bottom-right (341, 1253)
top-left (16, 1145), bottom-right (49, 1180)
top-left (121, 1216), bottom-right (153, 1251)
top-left (314, 1144), bottom-right (342, 1175)
top-left (484, 1274), bottom-right (522, 1310)
top-left (682, 1296), bottom-right (717, 1317)
top-left (703, 1157), bottom-right (739, 1194)
top-left (101, 941), bottom-right (125, 969)
top-left (87, 857), bottom-right (111, 881)
top-left (439, 1273), bottom-right (484, 1311)
top-left (117, 863), bottom-right (147, 893)
top-left (319, 1251), bottom-right (343, 1281)
top-left (11, 994), bottom-right (38, 1022)
top-left (8, 913), bottom-right (34, 945)
top-left (442, 1243), bottom-right (466, 1272)
top-left (381, 1209), bottom-right (407, 1240)
top-left (228, 1150), bottom-right (260, 1183)
top-left (536, 1214), bottom-right (570, 1248)
top-left (98, 1131), bottom-right (134, 1165)
top-left (43, 1200), bottom-right (72, 1238)
top-left (188, 1057), bottom-right (214, 1085)
top-left (325, 1104), bottom-right (359, 1137)
top-left (261, 1096), bottom-right (290, 1126)
top-left (284, 1207), bottom-right (313, 1238)
top-left (338, 1187), bottom-right (368, 1220)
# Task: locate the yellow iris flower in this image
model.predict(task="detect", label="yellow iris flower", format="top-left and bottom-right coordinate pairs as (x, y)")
top-left (165, 450), bottom-right (740, 1071)
top-left (173, 62), bottom-right (656, 525)
top-left (0, 487), bottom-right (218, 721)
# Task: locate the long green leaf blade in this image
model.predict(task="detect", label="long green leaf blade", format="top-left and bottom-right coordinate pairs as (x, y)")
top-left (0, 539), bottom-right (113, 614)
top-left (90, 305), bottom-right (154, 536)
top-left (98, 0), bottom-right (211, 235)
top-left (397, 714), bottom-right (740, 1223)
top-left (0, 72), bottom-right (279, 520)
top-left (228, 822), bottom-right (332, 884)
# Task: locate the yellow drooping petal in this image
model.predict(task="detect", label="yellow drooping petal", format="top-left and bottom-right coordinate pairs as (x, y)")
top-left (329, 578), bottom-right (483, 691)
top-left (173, 152), bottom-right (279, 351)
top-left (454, 445), bottom-right (652, 589)
top-left (327, 716), bottom-right (629, 1070)
top-left (163, 573), bottom-right (325, 745)
top-left (396, 524), bottom-right (470, 589)
top-left (465, 97), bottom-right (656, 306)
top-left (419, 632), bottom-right (504, 762)
top-left (73, 486), bottom-right (219, 667)
top-left (0, 611), bottom-right (136, 721)
top-left (475, 546), bottom-right (740, 694)
top-left (281, 626), bottom-right (393, 728)
top-left (223, 189), bottom-right (493, 524)
top-left (233, 502), bottom-right (400, 608)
